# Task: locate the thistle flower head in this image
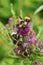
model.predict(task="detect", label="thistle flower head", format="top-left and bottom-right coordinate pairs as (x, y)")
top-left (13, 48), bottom-right (18, 53)
top-left (12, 24), bottom-right (17, 32)
top-left (40, 42), bottom-right (43, 45)
top-left (5, 24), bottom-right (9, 29)
top-left (36, 41), bottom-right (43, 52)
top-left (17, 24), bottom-right (30, 35)
top-left (29, 37), bottom-right (37, 44)
top-left (32, 60), bottom-right (42, 65)
top-left (8, 17), bottom-right (13, 22)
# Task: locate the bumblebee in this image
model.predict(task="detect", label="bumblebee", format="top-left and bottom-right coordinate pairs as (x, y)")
top-left (10, 32), bottom-right (32, 57)
top-left (24, 16), bottom-right (31, 24)
top-left (14, 42), bottom-right (32, 57)
top-left (16, 47), bottom-right (31, 57)
top-left (22, 44), bottom-right (32, 57)
top-left (16, 17), bottom-right (31, 29)
top-left (23, 49), bottom-right (31, 57)
top-left (16, 17), bottom-right (25, 28)
top-left (9, 32), bottom-right (22, 46)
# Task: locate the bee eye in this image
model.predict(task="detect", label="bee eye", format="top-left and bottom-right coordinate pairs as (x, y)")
top-left (28, 20), bottom-right (31, 23)
top-left (25, 19), bottom-right (31, 23)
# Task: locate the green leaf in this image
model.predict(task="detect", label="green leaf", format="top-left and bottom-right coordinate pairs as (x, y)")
top-left (0, 58), bottom-right (14, 65)
top-left (0, 7), bottom-right (11, 17)
top-left (10, 4), bottom-right (17, 24)
top-left (33, 25), bottom-right (39, 35)
top-left (23, 58), bottom-right (31, 65)
top-left (0, 22), bottom-right (18, 59)
top-left (0, 44), bottom-right (6, 61)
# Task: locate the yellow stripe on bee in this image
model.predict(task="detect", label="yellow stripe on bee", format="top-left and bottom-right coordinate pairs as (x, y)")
top-left (19, 25), bottom-right (22, 27)
top-left (25, 49), bottom-right (28, 54)
top-left (19, 23), bottom-right (25, 27)
top-left (16, 40), bottom-right (19, 45)
top-left (25, 49), bottom-right (30, 56)
top-left (25, 17), bottom-right (30, 20)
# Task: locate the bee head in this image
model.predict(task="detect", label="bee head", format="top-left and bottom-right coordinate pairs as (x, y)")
top-left (16, 17), bottom-right (26, 29)
top-left (16, 17), bottom-right (31, 29)
top-left (25, 17), bottom-right (31, 24)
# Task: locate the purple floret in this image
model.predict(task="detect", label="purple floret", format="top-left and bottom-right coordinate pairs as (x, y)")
top-left (29, 37), bottom-right (37, 44)
top-left (32, 60), bottom-right (42, 65)
top-left (8, 17), bottom-right (13, 22)
top-left (17, 24), bottom-right (30, 35)
top-left (13, 48), bottom-right (18, 53)
top-left (40, 42), bottom-right (43, 45)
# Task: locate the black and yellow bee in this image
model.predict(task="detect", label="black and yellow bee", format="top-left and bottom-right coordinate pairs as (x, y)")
top-left (24, 16), bottom-right (31, 24)
top-left (9, 32), bottom-right (22, 46)
top-left (16, 17), bottom-right (31, 29)
top-left (17, 47), bottom-right (31, 57)
top-left (9, 32), bottom-right (31, 57)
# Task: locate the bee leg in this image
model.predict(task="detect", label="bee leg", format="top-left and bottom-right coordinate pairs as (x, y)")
top-left (17, 49), bottom-right (23, 56)
top-left (23, 49), bottom-right (30, 57)
top-left (18, 41), bottom-right (22, 47)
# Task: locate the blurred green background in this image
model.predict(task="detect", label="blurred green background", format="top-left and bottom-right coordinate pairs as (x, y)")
top-left (0, 0), bottom-right (43, 65)
top-left (0, 0), bottom-right (43, 25)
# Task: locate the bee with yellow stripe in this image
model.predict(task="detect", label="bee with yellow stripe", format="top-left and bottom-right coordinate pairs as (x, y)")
top-left (16, 17), bottom-right (31, 29)
top-left (9, 32), bottom-right (22, 47)
top-left (24, 16), bottom-right (31, 24)
top-left (9, 32), bottom-right (32, 57)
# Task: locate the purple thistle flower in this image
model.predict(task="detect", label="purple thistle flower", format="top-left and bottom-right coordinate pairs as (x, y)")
top-left (8, 17), bottom-right (13, 22)
top-left (40, 42), bottom-right (43, 45)
top-left (22, 34), bottom-right (30, 43)
top-left (5, 24), bottom-right (9, 29)
top-left (36, 41), bottom-right (43, 52)
top-left (22, 42), bottom-right (31, 49)
top-left (22, 42), bottom-right (28, 48)
top-left (32, 60), bottom-right (42, 65)
top-left (29, 37), bottom-right (37, 44)
top-left (12, 24), bottom-right (17, 32)
top-left (31, 31), bottom-right (36, 37)
top-left (13, 48), bottom-right (18, 53)
top-left (28, 31), bottom-right (36, 39)
top-left (17, 24), bottom-right (30, 35)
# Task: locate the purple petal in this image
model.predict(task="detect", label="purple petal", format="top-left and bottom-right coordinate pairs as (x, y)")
top-left (8, 17), bottom-right (13, 22)
top-left (13, 48), bottom-right (18, 53)
top-left (29, 37), bottom-right (37, 44)
top-left (40, 42), bottom-right (43, 45)
top-left (17, 25), bottom-right (30, 35)
top-left (13, 25), bottom-right (17, 32)
top-left (5, 24), bottom-right (9, 28)
top-left (32, 60), bottom-right (42, 65)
